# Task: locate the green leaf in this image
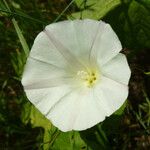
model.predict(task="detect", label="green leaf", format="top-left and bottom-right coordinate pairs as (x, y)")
top-left (51, 131), bottom-right (89, 150)
top-left (104, 0), bottom-right (150, 50)
top-left (135, 0), bottom-right (150, 9)
top-left (30, 105), bottom-right (54, 150)
top-left (11, 49), bottom-right (27, 78)
top-left (30, 105), bottom-right (51, 129)
top-left (0, 0), bottom-right (7, 16)
top-left (21, 102), bottom-right (53, 150)
top-left (0, 1), bottom-right (6, 9)
top-left (21, 101), bottom-right (32, 125)
top-left (21, 102), bottom-right (52, 129)
top-left (70, 0), bottom-right (121, 19)
top-left (128, 0), bottom-right (150, 48)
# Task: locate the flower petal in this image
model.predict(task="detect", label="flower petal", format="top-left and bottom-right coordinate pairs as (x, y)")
top-left (47, 88), bottom-right (107, 131)
top-left (24, 85), bottom-right (72, 115)
top-left (45, 19), bottom-right (104, 64)
top-left (43, 19), bottom-right (121, 66)
top-left (22, 57), bottom-right (74, 90)
top-left (92, 22), bottom-right (122, 65)
top-left (101, 53), bottom-right (131, 85)
top-left (72, 19), bottom-right (102, 60)
top-left (46, 88), bottom-right (82, 132)
top-left (29, 31), bottom-right (68, 68)
top-left (44, 26), bottom-right (85, 70)
top-left (94, 76), bottom-right (128, 114)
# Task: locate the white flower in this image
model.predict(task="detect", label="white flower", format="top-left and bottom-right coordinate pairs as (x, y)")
top-left (22, 19), bottom-right (131, 132)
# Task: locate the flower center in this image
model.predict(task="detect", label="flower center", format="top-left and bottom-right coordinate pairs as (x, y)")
top-left (77, 70), bottom-right (98, 88)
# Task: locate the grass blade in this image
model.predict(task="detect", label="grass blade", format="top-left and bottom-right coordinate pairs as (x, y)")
top-left (3, 0), bottom-right (29, 57)
top-left (12, 18), bottom-right (29, 57)
top-left (53, 0), bottom-right (75, 23)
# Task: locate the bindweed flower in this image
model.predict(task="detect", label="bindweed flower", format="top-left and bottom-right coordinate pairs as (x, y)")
top-left (22, 19), bottom-right (131, 132)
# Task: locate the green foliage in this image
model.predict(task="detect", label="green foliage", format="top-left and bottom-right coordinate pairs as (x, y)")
top-left (53, 0), bottom-right (75, 23)
top-left (12, 18), bottom-right (29, 57)
top-left (1, 0), bottom-right (29, 80)
top-left (144, 72), bottom-right (150, 76)
top-left (11, 49), bottom-right (26, 79)
top-left (104, 0), bottom-right (150, 50)
top-left (70, 0), bottom-right (121, 19)
top-left (22, 102), bottom-right (52, 150)
top-left (50, 131), bottom-right (89, 150)
top-left (21, 102), bottom-right (89, 150)
top-left (3, 0), bottom-right (29, 57)
top-left (138, 91), bottom-right (150, 128)
top-left (0, 0), bottom-right (7, 16)
top-left (135, 0), bottom-right (150, 9)
top-left (80, 125), bottom-right (110, 150)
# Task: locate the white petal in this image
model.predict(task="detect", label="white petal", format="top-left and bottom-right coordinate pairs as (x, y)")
top-left (44, 26), bottom-right (84, 70)
top-left (29, 31), bottom-right (68, 69)
top-left (45, 20), bottom-right (86, 70)
top-left (47, 88), bottom-right (107, 131)
top-left (42, 19), bottom-right (121, 66)
top-left (94, 76), bottom-right (128, 114)
top-left (45, 19), bottom-right (105, 64)
top-left (24, 85), bottom-right (71, 115)
top-left (45, 20), bottom-right (79, 56)
top-left (72, 19), bottom-right (102, 60)
top-left (72, 89), bottom-right (106, 131)
top-left (92, 22), bottom-right (122, 65)
top-left (101, 53), bottom-right (131, 85)
top-left (47, 88), bottom-right (82, 132)
top-left (22, 57), bottom-right (74, 89)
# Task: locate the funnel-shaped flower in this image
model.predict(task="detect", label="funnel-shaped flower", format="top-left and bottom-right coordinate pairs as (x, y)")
top-left (22, 19), bottom-right (131, 132)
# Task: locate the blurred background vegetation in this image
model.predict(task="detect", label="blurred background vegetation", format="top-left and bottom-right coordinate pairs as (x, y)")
top-left (0, 0), bottom-right (150, 149)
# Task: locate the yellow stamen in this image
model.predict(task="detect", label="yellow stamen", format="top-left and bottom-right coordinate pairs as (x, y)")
top-left (77, 70), bottom-right (98, 88)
